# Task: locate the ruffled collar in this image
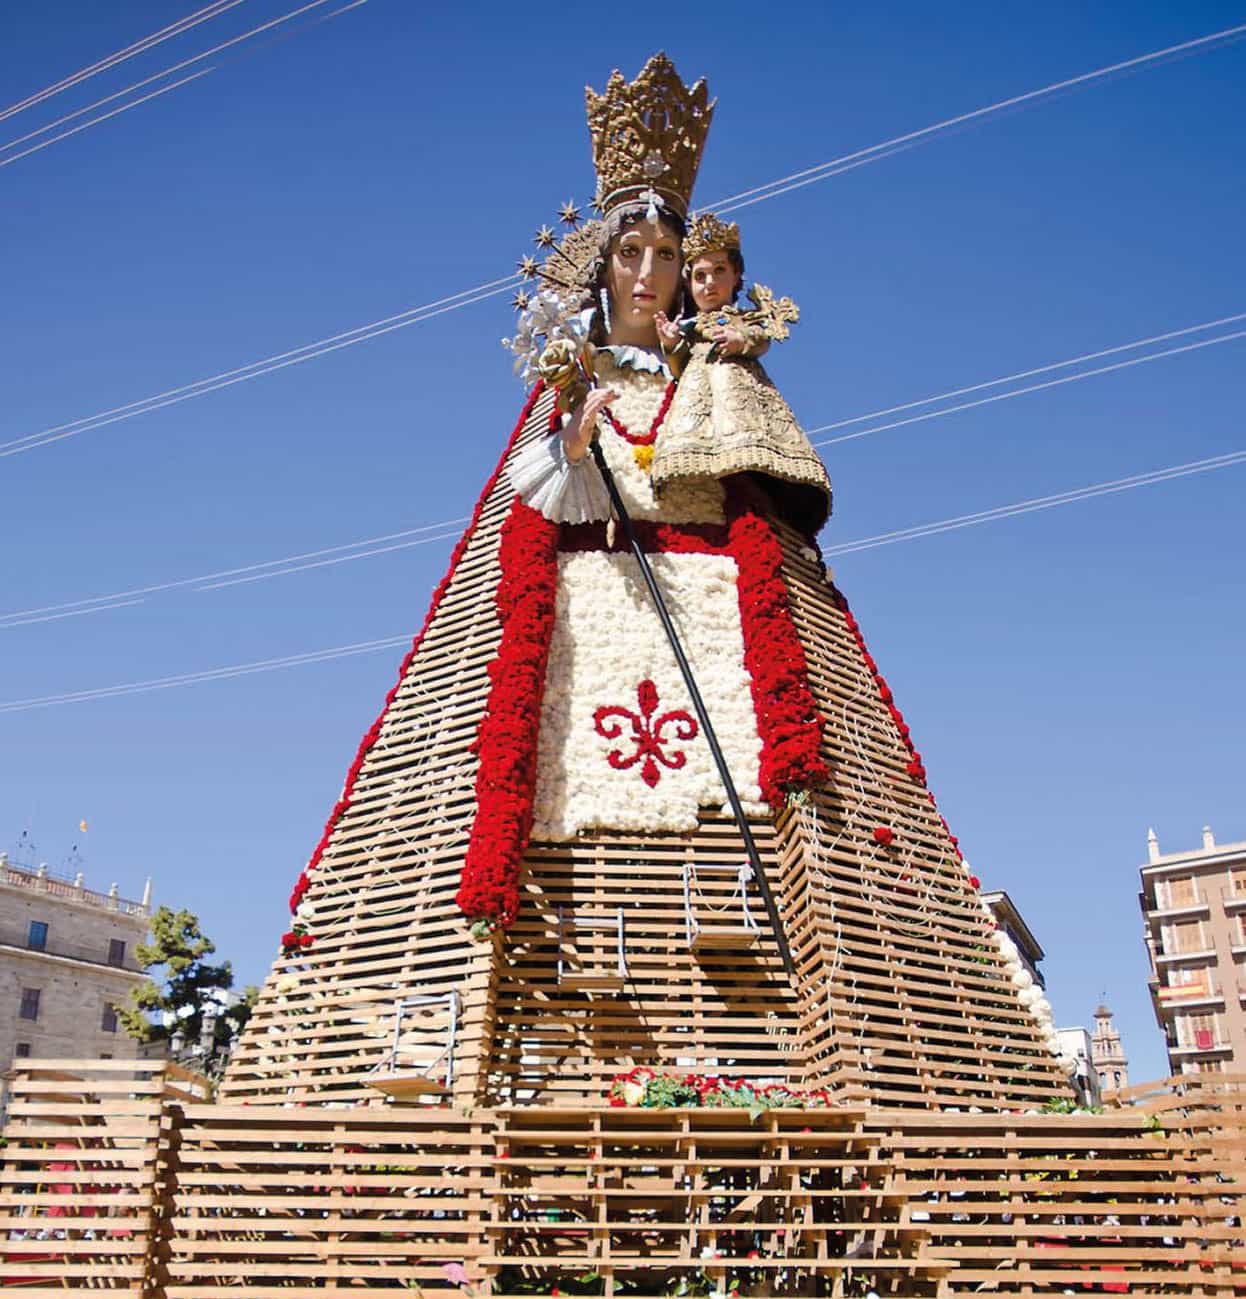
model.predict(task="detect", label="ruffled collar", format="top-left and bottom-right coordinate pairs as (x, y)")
top-left (598, 343), bottom-right (671, 377)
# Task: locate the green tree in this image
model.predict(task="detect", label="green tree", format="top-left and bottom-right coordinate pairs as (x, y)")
top-left (119, 907), bottom-right (258, 1064)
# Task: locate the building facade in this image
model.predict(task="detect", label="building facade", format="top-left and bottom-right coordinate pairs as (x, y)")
top-left (0, 854), bottom-right (151, 1088)
top-left (1140, 825), bottom-right (1246, 1075)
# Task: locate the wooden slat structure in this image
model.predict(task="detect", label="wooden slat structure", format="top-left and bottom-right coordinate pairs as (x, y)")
top-left (9, 403), bottom-right (1240, 1289)
top-left (217, 391), bottom-right (1067, 1112)
top-left (2, 1064), bottom-right (1241, 1294)
top-left (0, 1059), bottom-right (207, 1294)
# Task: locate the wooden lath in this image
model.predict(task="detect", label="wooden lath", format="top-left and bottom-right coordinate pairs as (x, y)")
top-left (2, 1063), bottom-right (1243, 1296)
top-left (223, 400), bottom-right (1069, 1112)
top-left (0, 1059), bottom-right (208, 1295)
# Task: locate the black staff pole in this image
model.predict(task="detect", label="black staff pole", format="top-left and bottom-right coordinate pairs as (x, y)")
top-left (587, 437), bottom-right (798, 979)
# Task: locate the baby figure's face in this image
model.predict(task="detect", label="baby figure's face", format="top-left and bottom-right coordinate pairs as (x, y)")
top-left (687, 251), bottom-right (740, 312)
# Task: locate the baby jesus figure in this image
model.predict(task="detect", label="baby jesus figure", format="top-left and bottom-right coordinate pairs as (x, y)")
top-left (648, 213), bottom-right (829, 537)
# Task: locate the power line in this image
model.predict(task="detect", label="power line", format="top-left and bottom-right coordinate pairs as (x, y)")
top-left (0, 0), bottom-right (365, 169)
top-left (0, 1), bottom-right (246, 125)
top-left (705, 21), bottom-right (1246, 214)
top-left (0, 519), bottom-right (467, 630)
top-left (7, 23), bottom-right (1242, 459)
top-left (2, 446), bottom-right (1242, 713)
top-left (0, 277), bottom-right (518, 459)
top-left (4, 310), bottom-right (1232, 630)
top-left (0, 636), bottom-right (413, 714)
top-left (807, 314), bottom-right (1246, 436)
top-left (822, 448), bottom-right (1246, 557)
top-left (810, 326), bottom-right (1246, 448)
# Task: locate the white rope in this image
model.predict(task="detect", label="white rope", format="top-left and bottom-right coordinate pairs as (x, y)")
top-left (0, 1), bottom-right (245, 124)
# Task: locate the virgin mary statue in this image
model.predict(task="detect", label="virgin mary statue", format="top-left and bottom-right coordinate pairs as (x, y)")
top-left (454, 53), bottom-right (833, 929)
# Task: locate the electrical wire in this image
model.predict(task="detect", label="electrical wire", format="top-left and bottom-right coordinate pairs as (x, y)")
top-left (0, 1), bottom-right (246, 125)
top-left (822, 448), bottom-right (1246, 557)
top-left (705, 22), bottom-right (1246, 214)
top-left (0, 0), bottom-right (365, 169)
top-left (3, 310), bottom-right (1234, 630)
top-left (6, 23), bottom-right (1242, 458)
top-left (810, 327), bottom-right (1246, 448)
top-left (3, 446), bottom-right (1242, 712)
top-left (0, 278), bottom-right (519, 459)
top-left (0, 636), bottom-right (414, 714)
top-left (0, 518), bottom-right (467, 629)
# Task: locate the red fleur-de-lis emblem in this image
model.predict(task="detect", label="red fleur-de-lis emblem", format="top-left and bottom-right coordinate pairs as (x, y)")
top-left (593, 679), bottom-right (699, 788)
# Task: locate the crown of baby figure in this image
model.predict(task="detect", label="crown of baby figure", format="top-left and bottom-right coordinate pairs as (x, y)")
top-left (682, 212), bottom-right (740, 263)
top-left (585, 52), bottom-right (714, 220)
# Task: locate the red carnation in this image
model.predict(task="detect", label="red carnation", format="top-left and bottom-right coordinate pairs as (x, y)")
top-left (969, 875), bottom-right (981, 889)
top-left (872, 826), bottom-right (895, 847)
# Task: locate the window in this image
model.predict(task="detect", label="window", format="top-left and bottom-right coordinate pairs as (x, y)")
top-left (19, 988), bottom-right (40, 1021)
top-left (27, 920), bottom-right (48, 950)
top-left (107, 939), bottom-right (126, 967)
top-left (101, 1004), bottom-right (118, 1033)
top-left (15, 1043), bottom-right (31, 1058)
top-left (1164, 920), bottom-right (1206, 954)
top-left (1165, 877), bottom-right (1197, 908)
top-left (1113, 1071), bottom-right (1121, 1088)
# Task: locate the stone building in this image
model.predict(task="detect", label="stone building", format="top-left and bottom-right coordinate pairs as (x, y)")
top-left (0, 854), bottom-right (152, 1095)
top-left (1140, 824), bottom-right (1246, 1074)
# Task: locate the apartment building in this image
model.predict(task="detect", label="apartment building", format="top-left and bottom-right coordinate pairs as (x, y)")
top-left (1140, 825), bottom-right (1246, 1074)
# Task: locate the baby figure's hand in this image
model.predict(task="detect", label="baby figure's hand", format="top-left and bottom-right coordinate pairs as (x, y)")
top-left (709, 323), bottom-right (748, 357)
top-left (654, 311), bottom-right (682, 351)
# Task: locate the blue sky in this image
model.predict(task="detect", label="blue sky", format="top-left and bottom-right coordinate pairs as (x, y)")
top-left (3, 1), bottom-right (1243, 1084)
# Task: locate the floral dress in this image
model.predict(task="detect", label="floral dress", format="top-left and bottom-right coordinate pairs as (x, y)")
top-left (509, 347), bottom-right (766, 840)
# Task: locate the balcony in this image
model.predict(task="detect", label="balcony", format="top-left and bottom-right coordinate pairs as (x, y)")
top-left (1153, 947), bottom-right (1216, 965)
top-left (1146, 897), bottom-right (1210, 920)
top-left (1170, 1037), bottom-right (1232, 1056)
top-left (1154, 977), bottom-right (1223, 1011)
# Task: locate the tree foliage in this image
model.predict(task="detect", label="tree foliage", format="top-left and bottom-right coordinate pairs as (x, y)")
top-left (118, 906), bottom-right (257, 1057)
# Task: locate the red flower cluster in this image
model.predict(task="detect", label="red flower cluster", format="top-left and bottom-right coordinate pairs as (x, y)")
top-left (607, 1064), bottom-right (835, 1110)
top-left (831, 584), bottom-right (963, 861)
top-left (727, 498), bottom-right (828, 805)
top-left (455, 498), bottom-right (559, 928)
top-left (278, 385), bottom-right (547, 943)
top-left (280, 930), bottom-right (314, 954)
top-left (872, 825), bottom-right (895, 847)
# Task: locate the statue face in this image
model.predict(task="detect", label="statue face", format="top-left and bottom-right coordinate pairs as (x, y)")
top-left (688, 251), bottom-right (739, 311)
top-left (605, 219), bottom-right (682, 343)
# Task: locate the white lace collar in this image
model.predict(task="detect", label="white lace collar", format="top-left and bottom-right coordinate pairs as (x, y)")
top-left (598, 343), bottom-right (671, 377)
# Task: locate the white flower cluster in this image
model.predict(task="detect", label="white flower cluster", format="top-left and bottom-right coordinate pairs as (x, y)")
top-left (991, 923), bottom-right (1078, 1076)
top-left (502, 291), bottom-right (588, 386)
top-left (531, 550), bottom-right (764, 840)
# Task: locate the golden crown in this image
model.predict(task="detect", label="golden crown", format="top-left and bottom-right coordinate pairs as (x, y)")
top-left (682, 212), bottom-right (741, 263)
top-left (585, 53), bottom-right (714, 220)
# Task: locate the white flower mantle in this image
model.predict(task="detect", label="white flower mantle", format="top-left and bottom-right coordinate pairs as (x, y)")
top-left (531, 549), bottom-right (764, 840)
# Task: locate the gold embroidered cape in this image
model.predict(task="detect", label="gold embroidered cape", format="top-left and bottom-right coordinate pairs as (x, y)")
top-left (653, 337), bottom-right (832, 536)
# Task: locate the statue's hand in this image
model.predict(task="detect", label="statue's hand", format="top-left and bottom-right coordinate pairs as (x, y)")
top-left (654, 311), bottom-right (682, 351)
top-left (564, 386), bottom-right (618, 462)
